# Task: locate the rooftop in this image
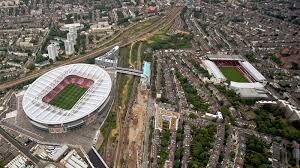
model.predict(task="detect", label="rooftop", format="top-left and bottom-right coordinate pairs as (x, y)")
top-left (143, 61), bottom-right (151, 79)
top-left (22, 64), bottom-right (112, 125)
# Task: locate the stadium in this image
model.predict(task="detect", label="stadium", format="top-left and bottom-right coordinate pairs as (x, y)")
top-left (203, 54), bottom-right (268, 98)
top-left (22, 64), bottom-right (112, 133)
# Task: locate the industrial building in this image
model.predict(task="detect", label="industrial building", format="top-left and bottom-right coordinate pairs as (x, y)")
top-left (5, 154), bottom-right (32, 168)
top-left (60, 149), bottom-right (89, 168)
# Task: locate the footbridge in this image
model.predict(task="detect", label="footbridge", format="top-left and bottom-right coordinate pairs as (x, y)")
top-left (116, 67), bottom-right (144, 77)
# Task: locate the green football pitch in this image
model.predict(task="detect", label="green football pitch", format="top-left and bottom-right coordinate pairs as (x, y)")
top-left (49, 84), bottom-right (88, 110)
top-left (219, 66), bottom-right (249, 83)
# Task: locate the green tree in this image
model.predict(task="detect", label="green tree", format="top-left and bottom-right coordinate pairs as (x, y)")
top-left (27, 63), bottom-right (35, 71)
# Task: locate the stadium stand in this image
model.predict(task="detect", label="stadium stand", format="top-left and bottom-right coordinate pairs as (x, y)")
top-left (42, 75), bottom-right (94, 103)
top-left (22, 64), bottom-right (112, 133)
top-left (203, 60), bottom-right (226, 83)
top-left (239, 61), bottom-right (266, 82)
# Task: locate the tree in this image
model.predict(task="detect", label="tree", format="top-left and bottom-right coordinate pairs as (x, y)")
top-left (220, 107), bottom-right (230, 117)
top-left (27, 63), bottom-right (35, 71)
top-left (291, 62), bottom-right (300, 70)
top-left (189, 113), bottom-right (198, 119)
top-left (85, 58), bottom-right (95, 64)
top-left (49, 58), bottom-right (53, 64)
top-left (0, 160), bottom-right (4, 168)
top-left (35, 54), bottom-right (48, 63)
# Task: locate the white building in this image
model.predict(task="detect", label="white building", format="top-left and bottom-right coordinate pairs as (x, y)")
top-left (95, 46), bottom-right (119, 68)
top-left (50, 145), bottom-right (69, 161)
top-left (0, 0), bottom-right (19, 7)
top-left (47, 44), bottom-right (58, 62)
top-left (60, 23), bottom-right (84, 31)
top-left (64, 40), bottom-right (75, 55)
top-left (279, 100), bottom-right (300, 121)
top-left (90, 21), bottom-right (113, 33)
top-left (5, 154), bottom-right (31, 168)
top-left (217, 111), bottom-right (223, 121)
top-left (67, 31), bottom-right (77, 44)
top-left (230, 81), bottom-right (268, 99)
top-left (204, 112), bottom-right (223, 122)
top-left (69, 27), bottom-right (77, 36)
top-left (60, 149), bottom-right (89, 168)
top-left (230, 81), bottom-right (265, 90)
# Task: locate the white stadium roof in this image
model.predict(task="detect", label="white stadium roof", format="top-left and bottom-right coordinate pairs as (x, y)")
top-left (203, 60), bottom-right (226, 81)
top-left (206, 54), bottom-right (244, 61)
top-left (22, 64), bottom-right (112, 125)
top-left (239, 61), bottom-right (266, 82)
top-left (230, 81), bottom-right (264, 89)
top-left (230, 81), bottom-right (267, 98)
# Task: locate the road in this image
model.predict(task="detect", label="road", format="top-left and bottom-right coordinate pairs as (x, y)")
top-left (222, 126), bottom-right (233, 168)
top-left (0, 6), bottom-right (183, 91)
top-left (168, 130), bottom-right (177, 167)
top-left (207, 123), bottom-right (225, 168)
top-left (139, 8), bottom-right (184, 166)
top-left (181, 125), bottom-right (191, 168)
top-left (187, 10), bottom-right (210, 52)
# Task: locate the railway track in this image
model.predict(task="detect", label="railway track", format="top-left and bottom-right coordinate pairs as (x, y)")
top-left (0, 6), bottom-right (183, 91)
top-left (112, 7), bottom-right (183, 168)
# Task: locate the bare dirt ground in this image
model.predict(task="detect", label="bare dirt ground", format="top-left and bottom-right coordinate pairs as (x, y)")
top-left (125, 83), bottom-right (148, 168)
top-left (110, 76), bottom-right (133, 167)
top-left (122, 41), bottom-right (147, 168)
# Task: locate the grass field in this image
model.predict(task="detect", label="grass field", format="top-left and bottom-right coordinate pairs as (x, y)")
top-left (219, 66), bottom-right (249, 82)
top-left (49, 84), bottom-right (88, 110)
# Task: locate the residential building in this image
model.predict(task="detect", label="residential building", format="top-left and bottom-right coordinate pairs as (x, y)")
top-left (47, 44), bottom-right (58, 62)
top-left (64, 40), bottom-right (74, 55)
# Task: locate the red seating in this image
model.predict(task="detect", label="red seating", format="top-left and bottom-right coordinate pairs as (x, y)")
top-left (81, 80), bottom-right (93, 88)
top-left (212, 60), bottom-right (255, 83)
top-left (213, 60), bottom-right (240, 66)
top-left (42, 75), bottom-right (94, 103)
